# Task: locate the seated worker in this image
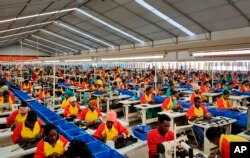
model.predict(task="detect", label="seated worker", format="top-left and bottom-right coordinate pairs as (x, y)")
top-left (201, 81), bottom-right (211, 93)
top-left (0, 90), bottom-right (14, 112)
top-left (215, 90), bottom-right (237, 110)
top-left (76, 97), bottom-right (102, 126)
top-left (119, 80), bottom-right (126, 89)
top-left (206, 126), bottom-right (248, 158)
top-left (223, 82), bottom-right (234, 94)
top-left (64, 140), bottom-right (92, 158)
top-left (35, 123), bottom-right (69, 158)
top-left (190, 84), bottom-right (206, 104)
top-left (161, 90), bottom-right (180, 111)
top-left (61, 90), bottom-right (74, 109)
top-left (147, 114), bottom-right (174, 158)
top-left (96, 84), bottom-right (104, 92)
top-left (64, 97), bottom-right (81, 119)
top-left (11, 111), bottom-right (43, 144)
top-left (6, 101), bottom-right (29, 129)
top-left (107, 82), bottom-right (118, 94)
top-left (166, 83), bottom-right (174, 97)
top-left (96, 76), bottom-right (103, 86)
top-left (20, 80), bottom-right (32, 93)
top-left (93, 110), bottom-right (129, 142)
top-left (240, 80), bottom-right (249, 92)
top-left (186, 97), bottom-right (211, 148)
top-left (76, 78), bottom-right (83, 87)
top-left (88, 83), bottom-right (95, 91)
top-left (37, 87), bottom-right (51, 101)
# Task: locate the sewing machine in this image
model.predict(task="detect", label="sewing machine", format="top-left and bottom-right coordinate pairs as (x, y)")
top-left (158, 135), bottom-right (207, 158)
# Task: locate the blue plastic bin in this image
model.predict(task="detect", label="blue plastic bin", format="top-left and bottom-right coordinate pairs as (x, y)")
top-left (73, 133), bottom-right (97, 144)
top-left (94, 149), bottom-right (124, 158)
top-left (88, 140), bottom-right (110, 154)
top-left (222, 110), bottom-right (240, 120)
top-left (65, 129), bottom-right (86, 141)
top-left (132, 125), bottom-right (151, 140)
top-left (52, 119), bottom-right (67, 126)
top-left (208, 108), bottom-right (222, 116)
top-left (47, 115), bottom-right (62, 122)
top-left (57, 123), bottom-right (78, 135)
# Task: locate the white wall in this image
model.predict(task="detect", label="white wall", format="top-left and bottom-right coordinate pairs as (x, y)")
top-left (0, 45), bottom-right (51, 56)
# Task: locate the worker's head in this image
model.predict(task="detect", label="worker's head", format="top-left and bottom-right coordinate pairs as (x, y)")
top-left (171, 90), bottom-right (178, 99)
top-left (228, 82), bottom-right (234, 89)
top-left (2, 91), bottom-right (9, 102)
top-left (25, 111), bottom-right (37, 129)
top-left (88, 97), bottom-right (97, 110)
top-left (19, 101), bottom-right (29, 116)
top-left (193, 85), bottom-right (200, 94)
top-left (0, 90), bottom-right (3, 97)
top-left (194, 97), bottom-right (202, 107)
top-left (206, 126), bottom-right (225, 145)
top-left (96, 76), bottom-right (100, 80)
top-left (69, 96), bottom-right (77, 107)
top-left (106, 110), bottom-right (117, 128)
top-left (24, 80), bottom-right (29, 84)
top-left (223, 90), bottom-right (230, 100)
top-left (112, 82), bottom-right (117, 89)
top-left (203, 81), bottom-right (209, 87)
top-left (242, 80), bottom-right (249, 86)
top-left (145, 86), bottom-right (152, 95)
top-left (64, 90), bottom-right (73, 99)
top-left (43, 123), bottom-right (58, 144)
top-left (65, 140), bottom-right (92, 158)
top-left (158, 114), bottom-right (171, 135)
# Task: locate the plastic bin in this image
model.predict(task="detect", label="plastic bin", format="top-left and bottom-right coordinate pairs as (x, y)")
top-left (47, 115), bottom-right (62, 122)
top-left (208, 108), bottom-right (222, 116)
top-left (239, 114), bottom-right (247, 122)
top-left (57, 123), bottom-right (78, 135)
top-left (221, 110), bottom-right (240, 120)
top-left (132, 125), bottom-right (151, 141)
top-left (88, 141), bottom-right (110, 155)
top-left (65, 129), bottom-right (85, 141)
top-left (52, 119), bottom-right (67, 126)
top-left (94, 149), bottom-right (124, 158)
top-left (73, 133), bottom-right (97, 144)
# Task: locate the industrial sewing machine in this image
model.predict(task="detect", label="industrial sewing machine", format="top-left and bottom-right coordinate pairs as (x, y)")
top-left (158, 135), bottom-right (207, 158)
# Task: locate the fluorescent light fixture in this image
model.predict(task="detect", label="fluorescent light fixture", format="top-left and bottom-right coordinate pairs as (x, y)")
top-left (0, 21), bottom-right (52, 34)
top-left (193, 50), bottom-right (250, 56)
top-left (22, 42), bottom-right (56, 54)
top-left (76, 8), bottom-right (144, 43)
top-left (44, 60), bottom-right (60, 63)
top-left (101, 55), bottom-right (163, 61)
top-left (55, 21), bottom-right (115, 48)
top-left (31, 35), bottom-right (78, 52)
top-left (0, 8), bottom-right (75, 24)
top-left (40, 29), bottom-right (93, 50)
top-left (135, 0), bottom-right (195, 36)
top-left (30, 61), bottom-right (42, 64)
top-left (24, 38), bottom-right (66, 54)
top-left (64, 59), bottom-right (92, 62)
top-left (0, 30), bottom-right (38, 39)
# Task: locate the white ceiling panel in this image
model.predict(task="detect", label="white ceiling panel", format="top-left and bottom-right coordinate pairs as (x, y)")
top-left (233, 0), bottom-right (250, 14)
top-left (119, 16), bottom-right (150, 29)
top-left (133, 24), bottom-right (162, 34)
top-left (75, 22), bottom-right (98, 32)
top-left (104, 7), bottom-right (135, 22)
top-left (86, 0), bottom-right (119, 13)
top-left (0, 6), bottom-right (24, 20)
top-left (144, 31), bottom-right (171, 40)
top-left (20, 2), bottom-right (51, 16)
top-left (123, 1), bottom-right (150, 14)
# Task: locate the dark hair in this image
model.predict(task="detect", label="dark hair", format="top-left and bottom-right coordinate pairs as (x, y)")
top-left (171, 90), bottom-right (178, 95)
top-left (223, 90), bottom-right (230, 95)
top-left (66, 140), bottom-right (92, 158)
top-left (194, 97), bottom-right (201, 103)
top-left (43, 123), bottom-right (57, 136)
top-left (206, 127), bottom-right (226, 141)
top-left (203, 81), bottom-right (209, 85)
top-left (2, 91), bottom-right (9, 96)
top-left (20, 101), bottom-right (28, 107)
top-left (158, 114), bottom-right (171, 123)
top-left (146, 86), bottom-right (152, 92)
top-left (113, 81), bottom-right (117, 86)
top-left (228, 82), bottom-right (234, 85)
top-left (26, 111), bottom-right (37, 123)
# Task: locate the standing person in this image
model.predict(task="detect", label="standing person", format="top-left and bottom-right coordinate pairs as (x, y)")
top-left (147, 114), bottom-right (174, 158)
top-left (35, 123), bottom-right (68, 158)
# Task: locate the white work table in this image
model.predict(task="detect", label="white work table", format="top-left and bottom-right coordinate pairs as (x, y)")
top-left (229, 95), bottom-right (250, 106)
top-left (0, 117), bottom-right (6, 125)
top-left (0, 128), bottom-right (12, 139)
top-left (134, 103), bottom-right (161, 125)
top-left (180, 90), bottom-right (194, 98)
top-left (0, 111), bottom-right (12, 117)
top-left (202, 92), bottom-right (222, 103)
top-left (237, 131), bottom-right (250, 140)
top-left (116, 138), bottom-right (147, 156)
top-left (105, 95), bottom-right (131, 112)
top-left (118, 99), bottom-right (141, 125)
top-left (0, 144), bottom-right (36, 158)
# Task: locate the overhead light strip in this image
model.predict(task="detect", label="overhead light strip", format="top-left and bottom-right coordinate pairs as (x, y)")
top-left (40, 29), bottom-right (93, 50)
top-left (135, 0), bottom-right (195, 36)
top-left (55, 21), bottom-right (115, 48)
top-left (22, 42), bottom-right (55, 54)
top-left (24, 38), bottom-right (66, 54)
top-left (31, 35), bottom-right (78, 52)
top-left (0, 8), bottom-right (75, 24)
top-left (76, 8), bottom-right (144, 43)
top-left (64, 59), bottom-right (92, 62)
top-left (193, 50), bottom-right (250, 56)
top-left (0, 30), bottom-right (39, 39)
top-left (44, 60), bottom-right (60, 63)
top-left (101, 55), bottom-right (163, 61)
top-left (0, 21), bottom-right (52, 34)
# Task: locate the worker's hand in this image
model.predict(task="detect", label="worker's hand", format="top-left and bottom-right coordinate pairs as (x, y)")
top-left (230, 106), bottom-right (237, 110)
top-left (205, 113), bottom-right (212, 119)
top-left (112, 134), bottom-right (124, 142)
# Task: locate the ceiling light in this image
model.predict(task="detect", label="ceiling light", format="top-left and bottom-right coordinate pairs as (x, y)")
top-left (24, 38), bottom-right (66, 54)
top-left (193, 50), bottom-right (250, 56)
top-left (0, 21), bottom-right (52, 34)
top-left (0, 30), bottom-right (38, 39)
top-left (0, 8), bottom-right (75, 24)
top-left (55, 21), bottom-right (115, 48)
top-left (64, 59), bottom-right (92, 62)
top-left (40, 29), bottom-right (93, 50)
top-left (30, 61), bottom-right (42, 64)
top-left (31, 35), bottom-right (78, 52)
top-left (101, 55), bottom-right (163, 61)
top-left (22, 42), bottom-right (56, 54)
top-left (76, 8), bottom-right (144, 43)
top-left (44, 60), bottom-right (60, 63)
top-left (135, 0), bottom-right (195, 36)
